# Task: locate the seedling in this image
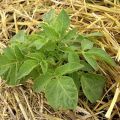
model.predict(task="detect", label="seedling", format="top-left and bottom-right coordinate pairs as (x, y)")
top-left (0, 9), bottom-right (116, 110)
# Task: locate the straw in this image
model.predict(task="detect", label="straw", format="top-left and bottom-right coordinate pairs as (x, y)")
top-left (0, 0), bottom-right (120, 119)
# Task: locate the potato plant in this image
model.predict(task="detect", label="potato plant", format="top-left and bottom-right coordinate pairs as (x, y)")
top-left (0, 9), bottom-right (116, 110)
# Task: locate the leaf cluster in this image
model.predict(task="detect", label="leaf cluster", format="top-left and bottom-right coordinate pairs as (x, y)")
top-left (0, 9), bottom-right (116, 110)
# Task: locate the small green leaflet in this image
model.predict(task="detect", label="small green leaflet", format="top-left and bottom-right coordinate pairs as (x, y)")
top-left (6, 63), bottom-right (18, 85)
top-left (68, 51), bottom-right (80, 63)
top-left (76, 35), bottom-right (85, 41)
top-left (63, 29), bottom-right (77, 42)
top-left (83, 52), bottom-right (98, 71)
top-left (42, 24), bottom-right (59, 40)
top-left (53, 9), bottom-right (70, 35)
top-left (81, 73), bottom-right (105, 103)
top-left (32, 38), bottom-right (48, 50)
top-left (81, 39), bottom-right (93, 51)
top-left (14, 46), bottom-right (24, 61)
top-left (40, 60), bottom-right (48, 74)
top-left (33, 72), bottom-right (53, 92)
top-left (85, 32), bottom-right (103, 37)
top-left (86, 48), bottom-right (116, 66)
top-left (0, 47), bottom-right (24, 67)
top-left (26, 52), bottom-right (44, 61)
top-left (0, 66), bottom-right (9, 76)
top-left (0, 54), bottom-right (15, 67)
top-left (69, 72), bottom-right (81, 91)
top-left (55, 62), bottom-right (84, 76)
top-left (4, 47), bottom-right (16, 60)
top-left (10, 31), bottom-right (27, 42)
top-left (43, 9), bottom-right (55, 23)
top-left (44, 40), bottom-right (56, 51)
top-left (79, 60), bottom-right (93, 72)
top-left (17, 59), bottom-right (38, 79)
top-left (45, 76), bottom-right (78, 110)
top-left (27, 68), bottom-right (40, 80)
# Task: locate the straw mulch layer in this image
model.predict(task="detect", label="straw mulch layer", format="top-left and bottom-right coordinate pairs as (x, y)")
top-left (0, 0), bottom-right (120, 120)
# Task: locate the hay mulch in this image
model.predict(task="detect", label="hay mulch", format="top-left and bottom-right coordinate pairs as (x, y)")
top-left (0, 0), bottom-right (120, 120)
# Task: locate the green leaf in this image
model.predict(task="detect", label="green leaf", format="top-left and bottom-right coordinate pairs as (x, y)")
top-left (43, 9), bottom-right (55, 23)
top-left (45, 40), bottom-right (56, 51)
top-left (45, 76), bottom-right (78, 110)
top-left (17, 60), bottom-right (38, 79)
top-left (27, 34), bottom-right (43, 43)
top-left (69, 72), bottom-right (81, 90)
top-left (32, 38), bottom-right (48, 50)
top-left (7, 63), bottom-right (18, 85)
top-left (10, 31), bottom-right (27, 42)
top-left (63, 29), bottom-right (77, 41)
top-left (42, 24), bottom-right (59, 40)
top-left (4, 47), bottom-right (16, 60)
top-left (81, 39), bottom-right (93, 51)
top-left (55, 63), bottom-right (84, 76)
top-left (86, 48), bottom-right (116, 66)
top-left (0, 55), bottom-right (14, 67)
top-left (81, 73), bottom-right (105, 103)
top-left (40, 60), bottom-right (48, 74)
top-left (85, 32), bottom-right (103, 37)
top-left (83, 53), bottom-right (98, 71)
top-left (79, 60), bottom-right (93, 72)
top-left (0, 47), bottom-right (24, 68)
top-left (47, 57), bottom-right (56, 65)
top-left (76, 35), bottom-right (85, 41)
top-left (3, 66), bottom-right (11, 82)
top-left (26, 52), bottom-right (44, 61)
top-left (0, 66), bottom-right (9, 76)
top-left (33, 72), bottom-right (53, 92)
top-left (14, 46), bottom-right (24, 60)
top-left (28, 68), bottom-right (40, 80)
top-left (53, 9), bottom-right (70, 34)
top-left (68, 51), bottom-right (80, 63)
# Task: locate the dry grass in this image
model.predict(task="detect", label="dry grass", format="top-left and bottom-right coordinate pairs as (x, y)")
top-left (0, 0), bottom-right (120, 120)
